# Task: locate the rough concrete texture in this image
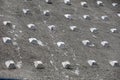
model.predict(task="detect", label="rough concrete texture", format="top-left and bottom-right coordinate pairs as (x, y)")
top-left (0, 0), bottom-right (120, 80)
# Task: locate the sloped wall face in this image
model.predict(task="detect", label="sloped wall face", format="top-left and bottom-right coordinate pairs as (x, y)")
top-left (0, 0), bottom-right (120, 80)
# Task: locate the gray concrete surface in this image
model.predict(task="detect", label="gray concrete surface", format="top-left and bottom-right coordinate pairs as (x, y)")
top-left (0, 0), bottom-right (120, 80)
